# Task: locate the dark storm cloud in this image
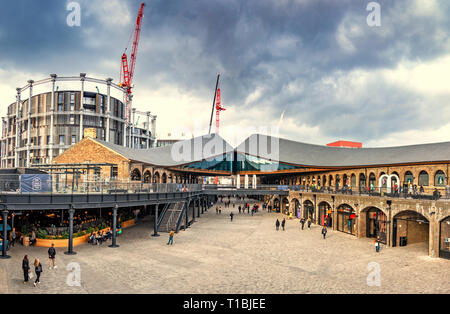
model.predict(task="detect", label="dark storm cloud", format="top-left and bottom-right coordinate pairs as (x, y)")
top-left (1, 0), bottom-right (449, 143)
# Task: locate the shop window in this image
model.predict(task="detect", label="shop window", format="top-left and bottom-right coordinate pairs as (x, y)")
top-left (435, 171), bottom-right (446, 186)
top-left (418, 171), bottom-right (429, 186)
top-left (59, 135), bottom-right (65, 145)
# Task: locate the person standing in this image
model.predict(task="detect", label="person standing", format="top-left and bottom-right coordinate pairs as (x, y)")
top-left (238, 206), bottom-right (241, 214)
top-left (307, 217), bottom-right (312, 229)
top-left (30, 230), bottom-right (36, 246)
top-left (33, 258), bottom-right (42, 287)
top-left (281, 218), bottom-right (286, 231)
top-left (167, 229), bottom-right (174, 245)
top-left (375, 236), bottom-right (380, 253)
top-left (275, 219), bottom-right (280, 231)
top-left (22, 255), bottom-right (30, 285)
top-left (48, 243), bottom-right (57, 269)
top-left (230, 212), bottom-right (234, 222)
top-left (321, 226), bottom-right (327, 239)
top-left (300, 218), bottom-right (305, 230)
top-left (216, 206), bottom-right (219, 214)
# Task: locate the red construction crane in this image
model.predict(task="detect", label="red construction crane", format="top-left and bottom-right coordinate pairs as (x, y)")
top-left (119, 2), bottom-right (145, 124)
top-left (215, 88), bottom-right (226, 134)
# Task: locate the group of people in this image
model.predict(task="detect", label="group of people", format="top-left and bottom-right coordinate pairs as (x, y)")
top-left (21, 243), bottom-right (57, 287)
top-left (88, 229), bottom-right (113, 245)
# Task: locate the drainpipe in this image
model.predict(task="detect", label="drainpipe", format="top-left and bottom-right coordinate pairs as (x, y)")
top-left (387, 200), bottom-right (392, 247)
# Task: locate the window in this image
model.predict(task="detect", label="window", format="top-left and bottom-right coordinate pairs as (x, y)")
top-left (435, 171), bottom-right (446, 186)
top-left (70, 92), bottom-right (75, 103)
top-left (418, 171), bottom-right (429, 186)
top-left (405, 171), bottom-right (413, 184)
top-left (59, 135), bottom-right (65, 145)
top-left (70, 114), bottom-right (74, 124)
top-left (58, 103), bottom-right (63, 111)
top-left (71, 135), bottom-right (76, 144)
top-left (111, 166), bottom-right (118, 179)
top-left (58, 93), bottom-right (63, 104)
top-left (70, 103), bottom-right (74, 111)
top-left (47, 136), bottom-right (50, 144)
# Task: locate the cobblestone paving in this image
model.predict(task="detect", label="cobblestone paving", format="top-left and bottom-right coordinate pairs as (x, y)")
top-left (1, 198), bottom-right (449, 294)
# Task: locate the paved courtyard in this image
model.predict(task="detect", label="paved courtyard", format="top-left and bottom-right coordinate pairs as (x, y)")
top-left (0, 198), bottom-right (449, 294)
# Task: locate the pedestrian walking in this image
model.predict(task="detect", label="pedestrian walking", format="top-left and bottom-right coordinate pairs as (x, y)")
top-left (307, 217), bottom-right (312, 229)
top-left (48, 243), bottom-right (57, 269)
top-left (300, 218), bottom-right (305, 230)
top-left (230, 212), bottom-right (234, 221)
top-left (281, 218), bottom-right (286, 231)
top-left (33, 258), bottom-right (42, 287)
top-left (238, 206), bottom-right (241, 214)
top-left (10, 227), bottom-right (16, 247)
top-left (167, 229), bottom-right (174, 245)
top-left (321, 226), bottom-right (327, 239)
top-left (216, 206), bottom-right (218, 214)
top-left (219, 207), bottom-right (222, 214)
top-left (275, 219), bottom-right (280, 231)
top-left (375, 236), bottom-right (381, 253)
top-left (22, 255), bottom-right (30, 285)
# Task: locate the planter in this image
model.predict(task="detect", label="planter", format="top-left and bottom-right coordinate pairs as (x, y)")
top-left (120, 219), bottom-right (135, 229)
top-left (35, 227), bottom-right (110, 248)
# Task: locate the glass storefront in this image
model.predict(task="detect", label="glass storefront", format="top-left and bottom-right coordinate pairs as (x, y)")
top-left (440, 216), bottom-right (450, 259)
top-left (337, 204), bottom-right (355, 235)
top-left (318, 202), bottom-right (331, 227)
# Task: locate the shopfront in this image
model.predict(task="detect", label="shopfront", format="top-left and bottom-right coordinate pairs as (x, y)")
top-left (366, 207), bottom-right (388, 244)
top-left (303, 200), bottom-right (315, 221)
top-left (439, 216), bottom-right (450, 259)
top-left (337, 204), bottom-right (355, 235)
top-left (318, 202), bottom-right (332, 227)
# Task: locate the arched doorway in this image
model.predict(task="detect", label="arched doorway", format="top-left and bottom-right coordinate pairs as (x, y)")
top-left (361, 207), bottom-right (388, 244)
top-left (336, 204), bottom-right (355, 235)
top-left (291, 198), bottom-right (301, 218)
top-left (303, 200), bottom-right (314, 220)
top-left (439, 216), bottom-right (450, 259)
top-left (153, 172), bottom-right (160, 183)
top-left (143, 170), bottom-right (151, 183)
top-left (130, 168), bottom-right (141, 181)
top-left (318, 201), bottom-right (332, 227)
top-left (161, 173), bottom-right (167, 183)
top-left (273, 198), bottom-right (280, 212)
top-left (281, 197), bottom-right (290, 215)
top-left (393, 211), bottom-right (429, 249)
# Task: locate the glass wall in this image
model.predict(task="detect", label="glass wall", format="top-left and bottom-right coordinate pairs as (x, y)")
top-left (337, 204), bottom-right (355, 235)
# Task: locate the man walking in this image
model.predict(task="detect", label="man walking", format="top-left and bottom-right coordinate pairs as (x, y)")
top-left (300, 218), bottom-right (305, 230)
top-left (167, 229), bottom-right (175, 245)
top-left (281, 218), bottom-right (286, 231)
top-left (275, 219), bottom-right (280, 231)
top-left (230, 212), bottom-right (234, 222)
top-left (375, 236), bottom-right (381, 253)
top-left (48, 243), bottom-right (57, 269)
top-left (321, 226), bottom-right (327, 239)
top-left (307, 217), bottom-right (312, 229)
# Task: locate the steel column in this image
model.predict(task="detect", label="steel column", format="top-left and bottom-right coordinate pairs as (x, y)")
top-left (1, 210), bottom-right (10, 259)
top-left (152, 203), bottom-right (160, 237)
top-left (109, 204), bottom-right (119, 248)
top-left (64, 207), bottom-right (76, 255)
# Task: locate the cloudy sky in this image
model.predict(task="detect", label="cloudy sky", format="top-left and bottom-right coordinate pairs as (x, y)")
top-left (0, 0), bottom-right (449, 147)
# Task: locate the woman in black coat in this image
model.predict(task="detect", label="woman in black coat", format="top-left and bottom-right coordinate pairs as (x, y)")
top-left (22, 255), bottom-right (29, 284)
top-left (33, 258), bottom-right (43, 287)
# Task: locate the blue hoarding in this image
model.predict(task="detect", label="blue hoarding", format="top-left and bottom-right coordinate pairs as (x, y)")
top-left (20, 174), bottom-right (52, 193)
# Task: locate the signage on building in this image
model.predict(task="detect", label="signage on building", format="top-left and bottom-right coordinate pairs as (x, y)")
top-left (20, 174), bottom-right (52, 193)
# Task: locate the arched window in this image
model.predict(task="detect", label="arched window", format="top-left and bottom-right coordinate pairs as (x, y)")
top-left (351, 174), bottom-right (356, 187)
top-left (130, 169), bottom-right (141, 181)
top-left (359, 173), bottom-right (366, 188)
top-left (404, 171), bottom-right (413, 184)
top-left (418, 170), bottom-right (429, 186)
top-left (369, 173), bottom-right (376, 188)
top-left (435, 170), bottom-right (445, 186)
